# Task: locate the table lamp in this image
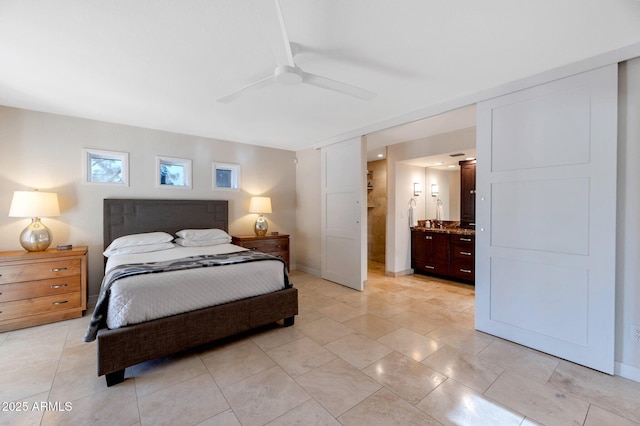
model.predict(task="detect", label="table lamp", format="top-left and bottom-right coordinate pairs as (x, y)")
top-left (9, 190), bottom-right (60, 251)
top-left (248, 196), bottom-right (272, 236)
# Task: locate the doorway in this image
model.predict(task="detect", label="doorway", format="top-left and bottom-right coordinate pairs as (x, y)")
top-left (365, 105), bottom-right (477, 277)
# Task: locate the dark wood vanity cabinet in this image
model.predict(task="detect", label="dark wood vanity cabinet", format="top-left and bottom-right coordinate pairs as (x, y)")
top-left (460, 159), bottom-right (476, 229)
top-left (411, 230), bottom-right (450, 275)
top-left (411, 230), bottom-right (474, 283)
top-left (449, 234), bottom-right (475, 281)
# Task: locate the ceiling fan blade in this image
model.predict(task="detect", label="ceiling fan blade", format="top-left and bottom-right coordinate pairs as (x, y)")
top-left (302, 72), bottom-right (376, 101)
top-left (217, 75), bottom-right (275, 103)
top-left (251, 0), bottom-right (295, 67)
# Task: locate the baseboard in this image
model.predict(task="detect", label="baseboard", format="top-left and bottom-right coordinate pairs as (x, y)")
top-left (385, 269), bottom-right (413, 278)
top-left (615, 361), bottom-right (640, 383)
top-left (294, 264), bottom-right (320, 277)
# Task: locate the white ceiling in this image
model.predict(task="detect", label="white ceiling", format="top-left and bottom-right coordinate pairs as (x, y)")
top-left (1, 0), bottom-right (640, 152)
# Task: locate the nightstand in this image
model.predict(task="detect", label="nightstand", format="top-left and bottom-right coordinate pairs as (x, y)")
top-left (0, 246), bottom-right (88, 332)
top-left (231, 234), bottom-right (290, 271)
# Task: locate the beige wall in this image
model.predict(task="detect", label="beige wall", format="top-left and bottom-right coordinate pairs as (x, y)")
top-left (367, 159), bottom-right (387, 264)
top-left (0, 107), bottom-right (296, 301)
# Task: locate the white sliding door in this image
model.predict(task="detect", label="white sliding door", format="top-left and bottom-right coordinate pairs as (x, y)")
top-left (475, 64), bottom-right (618, 373)
top-left (321, 137), bottom-right (366, 291)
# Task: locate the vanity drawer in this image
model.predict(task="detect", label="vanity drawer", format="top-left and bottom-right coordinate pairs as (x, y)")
top-left (450, 244), bottom-right (474, 262)
top-left (414, 261), bottom-right (449, 276)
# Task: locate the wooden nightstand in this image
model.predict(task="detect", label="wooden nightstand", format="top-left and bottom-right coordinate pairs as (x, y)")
top-left (0, 246), bottom-right (88, 332)
top-left (232, 234), bottom-right (290, 271)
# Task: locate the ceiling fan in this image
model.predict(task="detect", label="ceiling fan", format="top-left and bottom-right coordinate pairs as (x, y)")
top-left (217, 0), bottom-right (376, 103)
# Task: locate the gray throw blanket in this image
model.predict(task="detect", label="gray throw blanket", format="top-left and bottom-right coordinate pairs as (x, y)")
top-left (83, 250), bottom-right (289, 342)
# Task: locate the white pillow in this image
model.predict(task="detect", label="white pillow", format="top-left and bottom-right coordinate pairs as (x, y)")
top-left (174, 237), bottom-right (230, 247)
top-left (176, 229), bottom-right (231, 242)
top-left (104, 242), bottom-right (175, 257)
top-left (106, 232), bottom-right (173, 251)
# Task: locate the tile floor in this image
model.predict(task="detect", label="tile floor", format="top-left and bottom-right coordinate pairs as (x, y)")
top-left (2, 264), bottom-right (640, 425)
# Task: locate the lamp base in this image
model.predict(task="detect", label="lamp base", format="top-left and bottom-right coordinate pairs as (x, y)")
top-left (19, 217), bottom-right (52, 251)
top-left (254, 215), bottom-right (268, 236)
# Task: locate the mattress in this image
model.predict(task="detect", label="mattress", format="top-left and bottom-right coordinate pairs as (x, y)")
top-left (103, 244), bottom-right (287, 329)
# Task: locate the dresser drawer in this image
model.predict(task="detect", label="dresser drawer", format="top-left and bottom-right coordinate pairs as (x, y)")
top-left (0, 292), bottom-right (81, 321)
top-left (0, 276), bottom-right (81, 303)
top-left (0, 259), bottom-right (81, 284)
top-left (239, 238), bottom-right (288, 254)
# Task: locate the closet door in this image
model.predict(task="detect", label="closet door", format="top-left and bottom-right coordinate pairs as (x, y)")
top-left (321, 137), bottom-right (367, 291)
top-left (475, 64), bottom-right (618, 373)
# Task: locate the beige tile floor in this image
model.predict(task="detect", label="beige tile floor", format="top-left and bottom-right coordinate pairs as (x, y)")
top-left (2, 264), bottom-right (640, 425)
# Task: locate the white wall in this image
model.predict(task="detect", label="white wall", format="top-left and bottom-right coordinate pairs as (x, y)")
top-left (294, 147), bottom-right (321, 275)
top-left (0, 107), bottom-right (297, 301)
top-left (616, 57), bottom-right (640, 379)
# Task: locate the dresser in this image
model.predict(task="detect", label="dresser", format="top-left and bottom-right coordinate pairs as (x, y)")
top-left (231, 234), bottom-right (290, 271)
top-left (0, 246), bottom-right (88, 332)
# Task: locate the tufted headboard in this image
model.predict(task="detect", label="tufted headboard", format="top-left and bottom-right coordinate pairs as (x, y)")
top-left (103, 199), bottom-right (229, 249)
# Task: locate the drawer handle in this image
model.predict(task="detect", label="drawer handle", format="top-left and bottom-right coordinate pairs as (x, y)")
top-left (424, 265), bottom-right (435, 270)
top-left (425, 236), bottom-right (432, 240)
top-left (460, 269), bottom-right (472, 274)
top-left (275, 245), bottom-right (284, 248)
top-left (51, 284), bottom-right (68, 289)
top-left (459, 238), bottom-right (472, 242)
top-left (51, 267), bottom-right (68, 272)
top-left (52, 300), bottom-right (69, 305)
top-left (460, 251), bottom-right (472, 256)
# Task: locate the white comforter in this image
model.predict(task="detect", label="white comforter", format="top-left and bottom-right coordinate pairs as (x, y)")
top-left (103, 244), bottom-right (287, 329)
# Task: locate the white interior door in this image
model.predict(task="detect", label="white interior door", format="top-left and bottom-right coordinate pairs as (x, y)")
top-left (321, 136), bottom-right (366, 291)
top-left (475, 64), bottom-right (618, 374)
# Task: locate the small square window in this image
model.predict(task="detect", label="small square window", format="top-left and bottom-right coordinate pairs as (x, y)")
top-left (157, 156), bottom-right (192, 189)
top-left (83, 149), bottom-right (129, 186)
top-left (213, 163), bottom-right (240, 191)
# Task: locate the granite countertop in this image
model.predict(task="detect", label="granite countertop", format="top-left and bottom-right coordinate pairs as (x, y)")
top-left (411, 226), bottom-right (476, 236)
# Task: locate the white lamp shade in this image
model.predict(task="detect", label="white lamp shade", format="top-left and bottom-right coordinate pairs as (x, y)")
top-left (9, 191), bottom-right (60, 218)
top-left (248, 196), bottom-right (272, 214)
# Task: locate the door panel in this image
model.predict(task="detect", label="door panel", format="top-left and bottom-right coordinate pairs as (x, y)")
top-left (476, 64), bottom-right (617, 374)
top-left (321, 137), bottom-right (366, 290)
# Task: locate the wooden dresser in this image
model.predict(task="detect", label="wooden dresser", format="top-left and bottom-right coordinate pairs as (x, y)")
top-left (231, 234), bottom-right (290, 271)
top-left (0, 246), bottom-right (88, 332)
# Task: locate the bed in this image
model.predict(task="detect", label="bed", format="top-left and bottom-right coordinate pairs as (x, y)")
top-left (87, 199), bottom-right (298, 387)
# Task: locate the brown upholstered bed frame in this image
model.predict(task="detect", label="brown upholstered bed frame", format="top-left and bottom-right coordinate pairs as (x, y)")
top-left (97, 199), bottom-right (298, 386)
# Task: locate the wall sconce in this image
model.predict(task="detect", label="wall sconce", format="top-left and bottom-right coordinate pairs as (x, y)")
top-left (413, 183), bottom-right (422, 196)
top-left (431, 184), bottom-right (439, 197)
